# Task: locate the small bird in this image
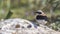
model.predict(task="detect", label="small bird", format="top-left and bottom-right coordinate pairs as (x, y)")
top-left (35, 10), bottom-right (48, 25)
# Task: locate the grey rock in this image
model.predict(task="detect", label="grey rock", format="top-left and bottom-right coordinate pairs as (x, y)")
top-left (0, 18), bottom-right (60, 34)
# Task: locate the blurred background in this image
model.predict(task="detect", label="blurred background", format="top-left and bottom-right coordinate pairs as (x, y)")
top-left (0, 0), bottom-right (60, 31)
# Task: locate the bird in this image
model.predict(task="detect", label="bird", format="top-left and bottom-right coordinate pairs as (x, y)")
top-left (35, 10), bottom-right (48, 25)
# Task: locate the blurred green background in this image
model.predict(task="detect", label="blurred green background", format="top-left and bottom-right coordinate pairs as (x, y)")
top-left (0, 0), bottom-right (60, 20)
top-left (0, 0), bottom-right (60, 31)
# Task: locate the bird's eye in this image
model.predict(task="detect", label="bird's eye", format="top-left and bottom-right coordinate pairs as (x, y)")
top-left (27, 24), bottom-right (32, 28)
top-left (38, 12), bottom-right (42, 14)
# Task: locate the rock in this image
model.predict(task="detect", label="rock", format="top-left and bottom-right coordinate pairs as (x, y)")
top-left (0, 18), bottom-right (60, 34)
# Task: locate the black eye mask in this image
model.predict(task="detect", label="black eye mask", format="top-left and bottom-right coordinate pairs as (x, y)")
top-left (35, 12), bottom-right (42, 14)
